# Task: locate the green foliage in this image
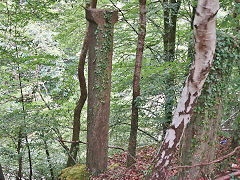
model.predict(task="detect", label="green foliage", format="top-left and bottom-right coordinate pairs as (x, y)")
top-left (0, 0), bottom-right (239, 179)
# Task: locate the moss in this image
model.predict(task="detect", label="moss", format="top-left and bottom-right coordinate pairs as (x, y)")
top-left (108, 163), bottom-right (119, 170)
top-left (92, 11), bottom-right (113, 103)
top-left (59, 164), bottom-right (90, 180)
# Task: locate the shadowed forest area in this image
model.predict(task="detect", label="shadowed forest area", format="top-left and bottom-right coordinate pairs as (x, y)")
top-left (0, 0), bottom-right (239, 179)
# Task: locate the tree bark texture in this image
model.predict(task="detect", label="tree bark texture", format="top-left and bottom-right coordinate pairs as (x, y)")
top-left (67, 1), bottom-right (97, 167)
top-left (162, 0), bottom-right (181, 135)
top-left (126, 0), bottom-right (146, 167)
top-left (86, 9), bottom-right (118, 175)
top-left (179, 93), bottom-right (222, 179)
top-left (179, 32), bottom-right (240, 179)
top-left (150, 0), bottom-right (219, 179)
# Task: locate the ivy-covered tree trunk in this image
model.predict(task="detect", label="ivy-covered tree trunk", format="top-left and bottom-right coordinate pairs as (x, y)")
top-left (86, 9), bottom-right (118, 175)
top-left (179, 33), bottom-right (239, 179)
top-left (162, 0), bottom-right (181, 135)
top-left (67, 1), bottom-right (97, 167)
top-left (126, 0), bottom-right (146, 167)
top-left (149, 0), bottom-right (219, 179)
top-left (179, 85), bottom-right (222, 179)
top-left (231, 0), bottom-right (240, 149)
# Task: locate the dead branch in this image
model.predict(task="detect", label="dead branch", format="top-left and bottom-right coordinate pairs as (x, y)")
top-left (215, 171), bottom-right (240, 180)
top-left (174, 146), bottom-right (240, 169)
top-left (58, 139), bottom-right (125, 152)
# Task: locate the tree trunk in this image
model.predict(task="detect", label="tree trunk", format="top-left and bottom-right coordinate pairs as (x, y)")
top-left (149, 0), bottom-right (219, 179)
top-left (16, 131), bottom-right (22, 180)
top-left (42, 133), bottom-right (54, 180)
top-left (0, 164), bottom-right (5, 180)
top-left (231, 0), bottom-right (240, 149)
top-left (66, 1), bottom-right (97, 167)
top-left (44, 143), bottom-right (54, 180)
top-left (86, 9), bottom-right (118, 175)
top-left (162, 0), bottom-right (181, 135)
top-left (25, 136), bottom-right (32, 180)
top-left (179, 16), bottom-right (239, 179)
top-left (126, 0), bottom-right (146, 167)
top-left (179, 91), bottom-right (222, 179)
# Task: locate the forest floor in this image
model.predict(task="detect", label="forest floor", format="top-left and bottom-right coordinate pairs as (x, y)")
top-left (91, 137), bottom-right (240, 180)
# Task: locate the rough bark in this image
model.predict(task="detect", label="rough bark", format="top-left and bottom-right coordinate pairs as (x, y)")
top-left (66, 1), bottom-right (97, 167)
top-left (126, 0), bottom-right (146, 167)
top-left (149, 0), bottom-right (219, 179)
top-left (179, 95), bottom-right (222, 179)
top-left (90, 0), bottom-right (97, 8)
top-left (179, 30), bottom-right (240, 179)
top-left (162, 0), bottom-right (181, 135)
top-left (86, 9), bottom-right (118, 175)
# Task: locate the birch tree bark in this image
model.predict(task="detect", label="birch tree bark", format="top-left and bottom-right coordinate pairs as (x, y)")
top-left (149, 0), bottom-right (219, 179)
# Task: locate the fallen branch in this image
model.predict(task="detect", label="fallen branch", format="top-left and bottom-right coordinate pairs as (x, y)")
top-left (215, 171), bottom-right (240, 180)
top-left (174, 146), bottom-right (240, 169)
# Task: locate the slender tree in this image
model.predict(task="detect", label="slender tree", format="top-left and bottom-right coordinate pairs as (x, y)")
top-left (162, 0), bottom-right (181, 135)
top-left (42, 133), bottom-right (54, 180)
top-left (25, 137), bottom-right (32, 180)
top-left (149, 0), bottom-right (219, 178)
top-left (67, 0), bottom-right (97, 167)
top-left (126, 0), bottom-right (146, 167)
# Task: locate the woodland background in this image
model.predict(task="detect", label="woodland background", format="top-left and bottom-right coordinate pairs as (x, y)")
top-left (0, 0), bottom-right (239, 179)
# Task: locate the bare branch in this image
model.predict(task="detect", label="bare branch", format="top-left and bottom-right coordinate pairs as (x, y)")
top-left (174, 146), bottom-right (240, 169)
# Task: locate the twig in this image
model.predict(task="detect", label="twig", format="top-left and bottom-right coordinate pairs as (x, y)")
top-left (215, 171), bottom-right (240, 180)
top-left (109, 0), bottom-right (160, 61)
top-left (58, 139), bottom-right (125, 151)
top-left (110, 122), bottom-right (159, 143)
top-left (221, 110), bottom-right (239, 126)
top-left (174, 146), bottom-right (240, 169)
top-left (52, 129), bottom-right (76, 164)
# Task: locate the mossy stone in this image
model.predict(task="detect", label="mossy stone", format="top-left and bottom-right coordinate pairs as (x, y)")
top-left (59, 164), bottom-right (90, 180)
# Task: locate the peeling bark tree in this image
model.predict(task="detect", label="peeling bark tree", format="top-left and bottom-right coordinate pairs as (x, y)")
top-left (66, 0), bottom-right (97, 167)
top-left (126, 0), bottom-right (146, 167)
top-left (179, 32), bottom-right (239, 179)
top-left (86, 9), bottom-right (118, 174)
top-left (149, 0), bottom-right (219, 179)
